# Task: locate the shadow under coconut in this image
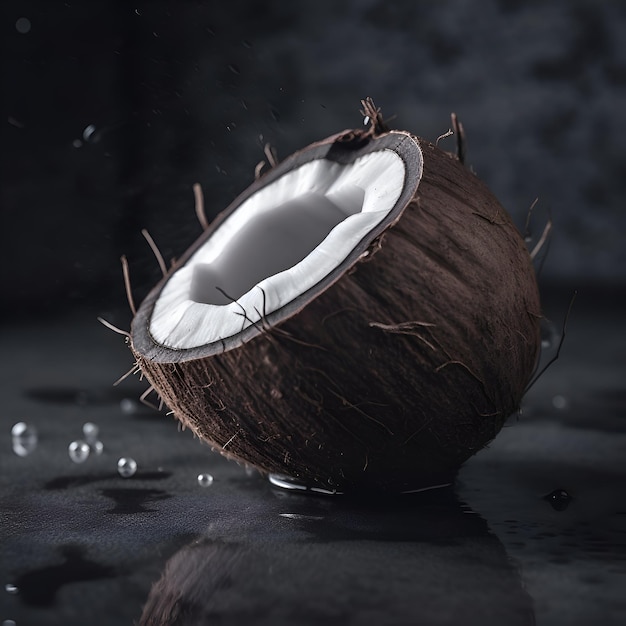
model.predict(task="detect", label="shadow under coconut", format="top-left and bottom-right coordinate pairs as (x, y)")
top-left (139, 489), bottom-right (535, 626)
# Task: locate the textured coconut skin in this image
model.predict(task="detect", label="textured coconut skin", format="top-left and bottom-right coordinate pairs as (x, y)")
top-left (131, 129), bottom-right (541, 493)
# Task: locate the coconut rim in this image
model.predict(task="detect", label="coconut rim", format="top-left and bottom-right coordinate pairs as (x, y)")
top-left (131, 130), bottom-right (423, 363)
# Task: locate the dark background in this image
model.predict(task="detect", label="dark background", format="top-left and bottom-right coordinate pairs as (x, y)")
top-left (2, 0), bottom-right (626, 324)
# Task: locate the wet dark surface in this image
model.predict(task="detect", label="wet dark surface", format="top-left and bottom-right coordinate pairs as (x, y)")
top-left (1, 293), bottom-right (625, 625)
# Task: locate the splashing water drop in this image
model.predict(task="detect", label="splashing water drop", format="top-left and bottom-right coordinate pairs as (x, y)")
top-left (120, 398), bottom-right (139, 415)
top-left (16, 17), bottom-right (31, 34)
top-left (117, 457), bottom-right (137, 478)
top-left (82, 422), bottom-right (99, 442)
top-left (269, 474), bottom-right (342, 495)
top-left (82, 124), bottom-right (98, 143)
top-left (11, 422), bottom-right (38, 456)
top-left (197, 473), bottom-right (214, 487)
top-left (68, 440), bottom-right (90, 463)
top-left (4, 583), bottom-right (18, 594)
top-left (544, 488), bottom-right (573, 511)
top-left (90, 441), bottom-right (104, 455)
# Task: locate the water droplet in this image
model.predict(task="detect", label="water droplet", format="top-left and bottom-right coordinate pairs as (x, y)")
top-left (544, 489), bottom-right (573, 511)
top-left (4, 583), bottom-right (18, 594)
top-left (90, 440), bottom-right (104, 455)
top-left (134, 8), bottom-right (141, 15)
top-left (117, 457), bottom-right (137, 478)
top-left (82, 422), bottom-right (99, 442)
top-left (82, 124), bottom-right (97, 142)
top-left (197, 473), bottom-right (214, 487)
top-left (268, 474), bottom-right (342, 496)
top-left (11, 422), bottom-right (38, 456)
top-left (68, 440), bottom-right (90, 464)
top-left (3, 619), bottom-right (17, 626)
top-left (72, 139), bottom-right (83, 148)
top-left (228, 63), bottom-right (240, 75)
top-left (552, 394), bottom-right (569, 410)
top-left (363, 115), bottom-right (370, 126)
top-left (120, 398), bottom-right (139, 415)
top-left (16, 17), bottom-right (31, 34)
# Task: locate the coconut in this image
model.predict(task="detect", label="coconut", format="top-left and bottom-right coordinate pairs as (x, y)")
top-left (129, 99), bottom-right (541, 493)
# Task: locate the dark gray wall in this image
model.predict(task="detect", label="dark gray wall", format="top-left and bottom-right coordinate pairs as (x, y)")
top-left (3, 0), bottom-right (625, 320)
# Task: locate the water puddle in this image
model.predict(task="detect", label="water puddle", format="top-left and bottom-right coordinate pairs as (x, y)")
top-left (11, 545), bottom-right (116, 608)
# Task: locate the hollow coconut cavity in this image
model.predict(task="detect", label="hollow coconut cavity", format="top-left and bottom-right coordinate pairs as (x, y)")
top-left (139, 133), bottom-right (420, 358)
top-left (130, 101), bottom-right (541, 493)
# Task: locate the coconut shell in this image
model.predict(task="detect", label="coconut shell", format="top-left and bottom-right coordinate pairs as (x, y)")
top-left (130, 116), bottom-right (541, 493)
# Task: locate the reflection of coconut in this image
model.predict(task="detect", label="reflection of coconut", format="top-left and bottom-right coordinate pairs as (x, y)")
top-left (130, 100), bottom-right (541, 492)
top-left (139, 498), bottom-right (535, 625)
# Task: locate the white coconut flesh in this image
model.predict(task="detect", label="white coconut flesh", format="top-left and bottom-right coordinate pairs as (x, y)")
top-left (150, 149), bottom-right (408, 350)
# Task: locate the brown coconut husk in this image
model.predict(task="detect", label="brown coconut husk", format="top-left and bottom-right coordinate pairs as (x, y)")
top-left (129, 99), bottom-right (541, 493)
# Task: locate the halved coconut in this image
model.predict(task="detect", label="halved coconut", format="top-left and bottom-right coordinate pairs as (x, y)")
top-left (130, 100), bottom-right (541, 492)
